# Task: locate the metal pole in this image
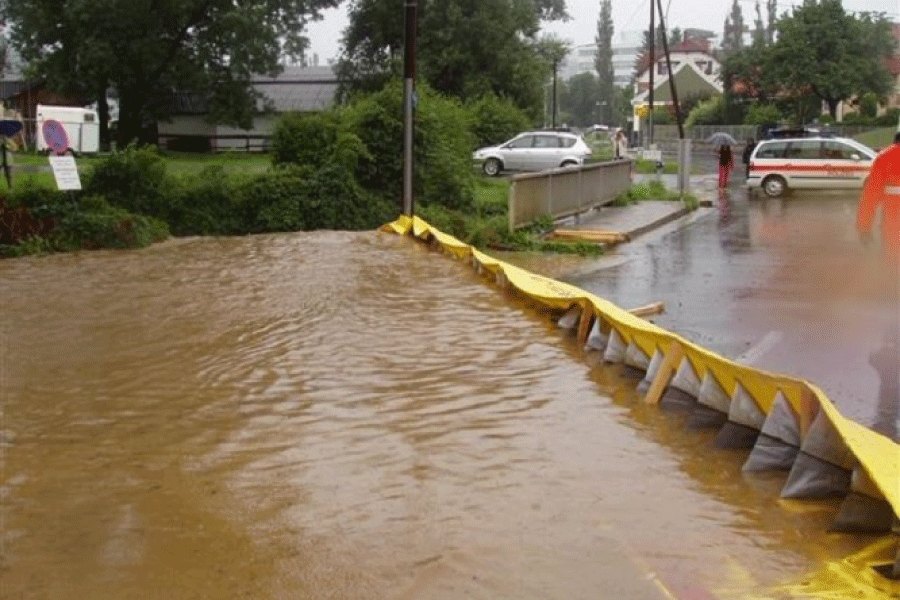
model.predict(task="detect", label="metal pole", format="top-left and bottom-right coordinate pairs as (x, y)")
top-left (656, 0), bottom-right (684, 139)
top-left (1, 141), bottom-right (9, 189)
top-left (648, 0), bottom-right (655, 146)
top-left (402, 0), bottom-right (417, 217)
top-left (552, 59), bottom-right (558, 129)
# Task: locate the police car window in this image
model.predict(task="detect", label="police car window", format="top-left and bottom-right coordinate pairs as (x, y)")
top-left (785, 140), bottom-right (821, 159)
top-left (755, 141), bottom-right (787, 158)
top-left (822, 141), bottom-right (855, 160)
top-left (508, 136), bottom-right (534, 149)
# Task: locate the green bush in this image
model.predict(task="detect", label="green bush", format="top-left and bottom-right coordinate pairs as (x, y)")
top-left (875, 108), bottom-right (900, 127)
top-left (745, 103), bottom-right (783, 126)
top-left (271, 111), bottom-right (346, 168)
top-left (84, 145), bottom-right (168, 217)
top-left (346, 80), bottom-right (476, 211)
top-left (166, 166), bottom-right (242, 236)
top-left (52, 196), bottom-right (169, 250)
top-left (685, 95), bottom-right (726, 127)
top-left (234, 164), bottom-right (394, 233)
top-left (467, 94), bottom-right (532, 148)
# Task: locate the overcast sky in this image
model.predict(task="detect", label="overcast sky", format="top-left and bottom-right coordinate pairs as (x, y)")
top-left (306, 0), bottom-right (899, 64)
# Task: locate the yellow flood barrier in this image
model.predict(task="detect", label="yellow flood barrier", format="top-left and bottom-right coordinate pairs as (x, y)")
top-left (382, 215), bottom-right (900, 594)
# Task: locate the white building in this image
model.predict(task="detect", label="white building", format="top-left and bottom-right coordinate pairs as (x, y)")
top-left (557, 30), bottom-right (644, 87)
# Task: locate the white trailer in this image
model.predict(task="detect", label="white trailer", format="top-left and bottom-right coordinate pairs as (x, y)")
top-left (36, 104), bottom-right (100, 154)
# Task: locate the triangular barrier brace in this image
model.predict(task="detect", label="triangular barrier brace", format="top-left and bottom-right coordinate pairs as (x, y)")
top-left (894, 546), bottom-right (900, 580)
top-left (830, 491), bottom-right (896, 534)
top-left (603, 328), bottom-right (627, 363)
top-left (557, 306), bottom-right (581, 330)
top-left (781, 451), bottom-right (852, 498)
top-left (800, 411), bottom-right (856, 471)
top-left (669, 358), bottom-right (701, 397)
top-left (496, 271), bottom-right (508, 290)
top-left (714, 420), bottom-right (761, 449)
top-left (659, 386), bottom-right (697, 412)
top-left (728, 382), bottom-right (767, 430)
top-left (585, 319), bottom-right (608, 351)
top-left (624, 341), bottom-right (651, 372)
top-left (697, 372), bottom-right (731, 414)
top-left (760, 392), bottom-right (801, 446)
top-left (687, 404), bottom-right (729, 429)
top-left (742, 433), bottom-right (799, 471)
top-left (637, 349), bottom-right (664, 393)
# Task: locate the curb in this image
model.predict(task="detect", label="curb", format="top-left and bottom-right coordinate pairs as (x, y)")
top-left (623, 204), bottom-right (695, 240)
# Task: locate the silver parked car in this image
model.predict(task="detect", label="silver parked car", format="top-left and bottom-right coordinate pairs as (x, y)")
top-left (472, 131), bottom-right (592, 176)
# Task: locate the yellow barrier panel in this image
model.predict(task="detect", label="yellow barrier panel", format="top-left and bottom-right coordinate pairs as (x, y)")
top-left (382, 215), bottom-right (900, 592)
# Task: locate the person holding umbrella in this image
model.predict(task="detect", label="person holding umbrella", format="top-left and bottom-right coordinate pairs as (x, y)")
top-left (707, 132), bottom-right (737, 189)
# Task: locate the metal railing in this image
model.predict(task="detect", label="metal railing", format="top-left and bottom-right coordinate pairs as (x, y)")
top-left (508, 159), bottom-right (634, 230)
top-left (156, 133), bottom-right (272, 153)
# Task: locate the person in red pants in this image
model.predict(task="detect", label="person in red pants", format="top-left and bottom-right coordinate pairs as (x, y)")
top-left (718, 144), bottom-right (733, 188)
top-left (858, 131), bottom-right (900, 259)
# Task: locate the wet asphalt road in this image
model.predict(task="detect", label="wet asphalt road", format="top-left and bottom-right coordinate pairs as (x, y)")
top-left (561, 175), bottom-right (898, 440)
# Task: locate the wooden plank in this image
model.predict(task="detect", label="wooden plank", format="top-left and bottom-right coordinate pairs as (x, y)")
top-left (627, 302), bottom-right (665, 317)
top-left (643, 341), bottom-right (684, 405)
top-left (576, 304), bottom-right (594, 347)
top-left (797, 385), bottom-right (819, 438)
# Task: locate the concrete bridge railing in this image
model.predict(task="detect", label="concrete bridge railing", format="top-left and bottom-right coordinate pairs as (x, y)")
top-left (508, 159), bottom-right (634, 230)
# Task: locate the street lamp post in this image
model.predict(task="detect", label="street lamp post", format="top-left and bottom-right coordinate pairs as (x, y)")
top-left (402, 0), bottom-right (417, 217)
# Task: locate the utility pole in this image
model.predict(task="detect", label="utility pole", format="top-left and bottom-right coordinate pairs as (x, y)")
top-left (656, 0), bottom-right (683, 139)
top-left (648, 0), bottom-right (655, 146)
top-left (552, 59), bottom-right (558, 129)
top-left (402, 0), bottom-right (417, 217)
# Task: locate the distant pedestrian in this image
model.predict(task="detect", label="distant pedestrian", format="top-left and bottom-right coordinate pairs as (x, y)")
top-left (613, 129), bottom-right (627, 159)
top-left (742, 138), bottom-right (756, 177)
top-left (718, 144), bottom-right (734, 188)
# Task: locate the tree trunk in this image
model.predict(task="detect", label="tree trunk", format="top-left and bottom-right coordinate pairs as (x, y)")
top-left (96, 84), bottom-right (110, 152)
top-left (827, 98), bottom-right (839, 121)
top-left (116, 99), bottom-right (142, 148)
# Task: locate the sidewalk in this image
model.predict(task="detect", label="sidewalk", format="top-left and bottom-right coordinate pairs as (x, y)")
top-left (549, 173), bottom-right (719, 247)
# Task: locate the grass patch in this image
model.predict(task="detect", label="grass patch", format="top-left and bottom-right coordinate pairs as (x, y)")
top-left (853, 128), bottom-right (896, 151)
top-left (613, 180), bottom-right (699, 209)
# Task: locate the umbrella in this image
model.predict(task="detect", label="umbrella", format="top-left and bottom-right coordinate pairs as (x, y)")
top-left (706, 132), bottom-right (738, 146)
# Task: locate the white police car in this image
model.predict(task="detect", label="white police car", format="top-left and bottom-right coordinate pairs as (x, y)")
top-left (747, 136), bottom-right (875, 197)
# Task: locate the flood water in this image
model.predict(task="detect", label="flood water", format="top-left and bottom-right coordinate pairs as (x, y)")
top-left (0, 231), bottom-right (874, 599)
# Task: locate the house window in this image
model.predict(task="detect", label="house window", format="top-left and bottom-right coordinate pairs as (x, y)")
top-left (658, 62), bottom-right (667, 75)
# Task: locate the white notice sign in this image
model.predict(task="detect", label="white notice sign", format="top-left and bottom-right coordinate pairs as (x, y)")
top-left (48, 155), bottom-right (82, 190)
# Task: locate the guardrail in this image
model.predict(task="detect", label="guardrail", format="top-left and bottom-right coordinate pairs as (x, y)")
top-left (508, 159), bottom-right (634, 230)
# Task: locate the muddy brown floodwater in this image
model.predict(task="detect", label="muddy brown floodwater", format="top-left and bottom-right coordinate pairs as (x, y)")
top-left (0, 231), bottom-right (875, 599)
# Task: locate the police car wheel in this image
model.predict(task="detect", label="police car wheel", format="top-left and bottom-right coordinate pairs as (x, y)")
top-left (762, 175), bottom-right (787, 198)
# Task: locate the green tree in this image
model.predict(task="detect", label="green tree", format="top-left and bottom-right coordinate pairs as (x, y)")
top-left (595, 0), bottom-right (615, 114)
top-left (2, 0), bottom-right (338, 147)
top-left (766, 0), bottom-right (777, 44)
top-left (752, 1), bottom-right (765, 46)
top-left (337, 0), bottom-right (567, 117)
top-left (768, 0), bottom-right (893, 119)
top-left (560, 72), bottom-right (600, 127)
top-left (722, 0), bottom-right (745, 55)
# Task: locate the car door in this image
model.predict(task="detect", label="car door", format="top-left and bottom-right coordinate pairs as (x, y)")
top-left (782, 139), bottom-right (823, 189)
top-left (501, 134), bottom-right (535, 171)
top-left (821, 140), bottom-right (871, 189)
top-left (531, 134), bottom-right (563, 170)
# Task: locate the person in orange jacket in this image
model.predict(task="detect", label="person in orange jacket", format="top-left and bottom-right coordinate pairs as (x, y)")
top-left (857, 131), bottom-right (900, 259)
